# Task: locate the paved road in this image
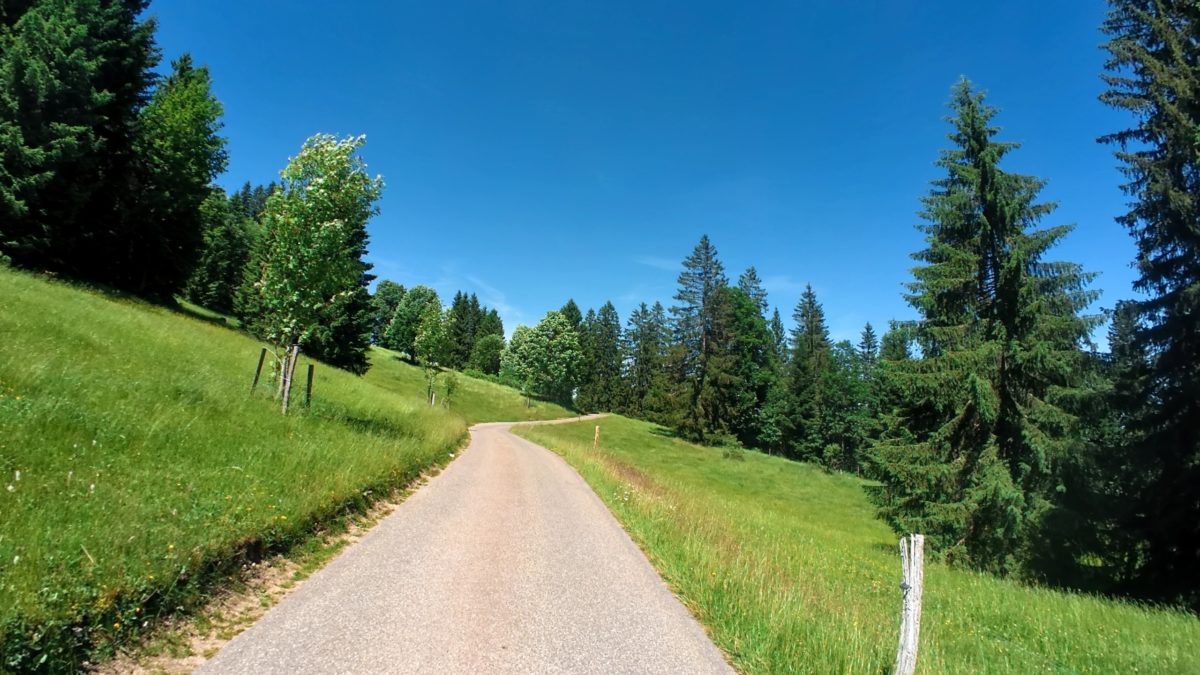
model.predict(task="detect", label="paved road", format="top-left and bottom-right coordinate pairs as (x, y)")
top-left (199, 418), bottom-right (732, 674)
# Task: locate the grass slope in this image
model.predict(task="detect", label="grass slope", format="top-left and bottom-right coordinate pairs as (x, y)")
top-left (0, 268), bottom-right (475, 670)
top-left (364, 347), bottom-right (575, 425)
top-left (515, 416), bottom-right (1200, 674)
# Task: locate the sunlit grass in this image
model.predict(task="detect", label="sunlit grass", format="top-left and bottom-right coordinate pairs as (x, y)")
top-left (0, 268), bottom-right (467, 669)
top-left (364, 346), bottom-right (576, 425)
top-left (515, 416), bottom-right (1200, 674)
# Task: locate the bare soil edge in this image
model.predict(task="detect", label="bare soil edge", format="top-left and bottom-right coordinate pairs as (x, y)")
top-left (90, 442), bottom-right (470, 675)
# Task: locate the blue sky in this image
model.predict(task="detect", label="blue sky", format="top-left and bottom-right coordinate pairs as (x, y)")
top-left (152, 1), bottom-right (1134, 344)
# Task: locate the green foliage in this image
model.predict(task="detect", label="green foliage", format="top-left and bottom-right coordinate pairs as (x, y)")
top-left (185, 188), bottom-right (255, 314)
top-left (244, 134), bottom-right (382, 373)
top-left (786, 283), bottom-right (835, 460)
top-left (517, 416), bottom-right (1200, 674)
top-left (737, 266), bottom-right (769, 316)
top-left (0, 268), bottom-right (464, 671)
top-left (1099, 0), bottom-right (1200, 610)
top-left (871, 80), bottom-right (1100, 574)
top-left (468, 333), bottom-right (505, 375)
top-left (125, 54), bottom-right (228, 297)
top-left (500, 310), bottom-right (582, 406)
top-left (382, 285), bottom-right (439, 357)
top-left (621, 301), bottom-right (670, 417)
top-left (0, 0), bottom-right (162, 294)
top-left (577, 302), bottom-right (623, 412)
top-left (369, 280), bottom-right (405, 344)
top-left (669, 234), bottom-right (728, 442)
top-left (365, 347), bottom-right (573, 425)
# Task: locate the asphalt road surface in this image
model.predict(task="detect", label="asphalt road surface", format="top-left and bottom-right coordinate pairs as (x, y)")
top-left (199, 418), bottom-right (732, 674)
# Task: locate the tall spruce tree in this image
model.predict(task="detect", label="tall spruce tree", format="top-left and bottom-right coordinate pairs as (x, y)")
top-left (578, 302), bottom-right (623, 413)
top-left (445, 291), bottom-right (479, 369)
top-left (184, 188), bottom-right (253, 313)
top-left (769, 307), bottom-right (788, 366)
top-left (787, 284), bottom-right (834, 460)
top-left (560, 299), bottom-right (583, 332)
top-left (871, 80), bottom-right (1099, 574)
top-left (737, 266), bottom-right (769, 316)
top-left (1099, 0), bottom-right (1200, 608)
top-left (669, 234), bottom-right (728, 442)
top-left (0, 0), bottom-right (159, 288)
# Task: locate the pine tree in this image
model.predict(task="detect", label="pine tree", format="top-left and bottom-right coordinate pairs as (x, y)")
top-left (560, 299), bottom-right (583, 332)
top-left (1099, 0), bottom-right (1200, 609)
top-left (871, 80), bottom-right (1099, 573)
top-left (185, 188), bottom-right (253, 313)
top-left (713, 287), bottom-right (778, 449)
top-left (858, 323), bottom-right (879, 371)
top-left (0, 0), bottom-right (159, 288)
top-left (769, 307), bottom-right (788, 367)
top-left (578, 302), bottom-right (623, 413)
top-left (737, 266), bottom-right (769, 316)
top-left (445, 291), bottom-right (477, 369)
top-left (670, 234), bottom-right (728, 442)
top-left (786, 284), bottom-right (834, 460)
top-left (477, 308), bottom-right (504, 339)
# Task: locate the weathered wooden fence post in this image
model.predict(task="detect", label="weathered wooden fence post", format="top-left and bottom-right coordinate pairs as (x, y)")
top-left (250, 347), bottom-right (267, 392)
top-left (281, 345), bottom-right (300, 415)
top-left (593, 425), bottom-right (600, 450)
top-left (304, 364), bottom-right (314, 408)
top-left (894, 534), bottom-right (925, 675)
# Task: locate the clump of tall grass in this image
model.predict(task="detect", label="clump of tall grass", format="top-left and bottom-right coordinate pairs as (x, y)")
top-left (516, 417), bottom-right (1200, 674)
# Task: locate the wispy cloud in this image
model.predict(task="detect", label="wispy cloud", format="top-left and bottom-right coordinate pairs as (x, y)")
top-left (465, 274), bottom-right (525, 335)
top-left (761, 274), bottom-right (806, 295)
top-left (634, 255), bottom-right (680, 272)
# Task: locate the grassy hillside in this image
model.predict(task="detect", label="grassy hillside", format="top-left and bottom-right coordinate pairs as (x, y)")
top-left (0, 268), bottom-right (473, 670)
top-left (515, 416), bottom-right (1200, 674)
top-left (364, 347), bottom-right (575, 425)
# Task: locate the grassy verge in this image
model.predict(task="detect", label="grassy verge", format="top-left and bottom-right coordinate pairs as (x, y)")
top-left (0, 268), bottom-right (466, 671)
top-left (364, 347), bottom-right (575, 425)
top-left (515, 416), bottom-right (1200, 674)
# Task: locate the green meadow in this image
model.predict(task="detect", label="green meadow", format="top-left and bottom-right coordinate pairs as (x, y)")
top-left (515, 416), bottom-right (1200, 674)
top-left (0, 267), bottom-right (568, 670)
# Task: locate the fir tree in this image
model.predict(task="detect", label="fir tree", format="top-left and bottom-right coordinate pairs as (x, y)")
top-left (0, 0), bottom-right (160, 289)
top-left (737, 266), bottom-right (769, 316)
top-left (769, 307), bottom-right (788, 367)
top-left (578, 302), bottom-right (623, 413)
top-left (670, 234), bottom-right (728, 442)
top-left (1099, 0), bottom-right (1200, 608)
top-left (786, 284), bottom-right (834, 460)
top-left (560, 299), bottom-right (583, 332)
top-left (184, 188), bottom-right (253, 313)
top-left (871, 80), bottom-right (1099, 573)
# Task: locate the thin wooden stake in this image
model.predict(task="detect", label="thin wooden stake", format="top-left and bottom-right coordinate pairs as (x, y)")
top-left (304, 364), bottom-right (314, 408)
top-left (250, 347), bottom-right (267, 392)
top-left (281, 345), bottom-right (300, 415)
top-left (894, 534), bottom-right (925, 675)
top-left (593, 425), bottom-right (600, 450)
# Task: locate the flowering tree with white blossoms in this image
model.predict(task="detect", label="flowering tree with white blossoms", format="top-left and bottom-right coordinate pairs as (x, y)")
top-left (254, 134), bottom-right (383, 412)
